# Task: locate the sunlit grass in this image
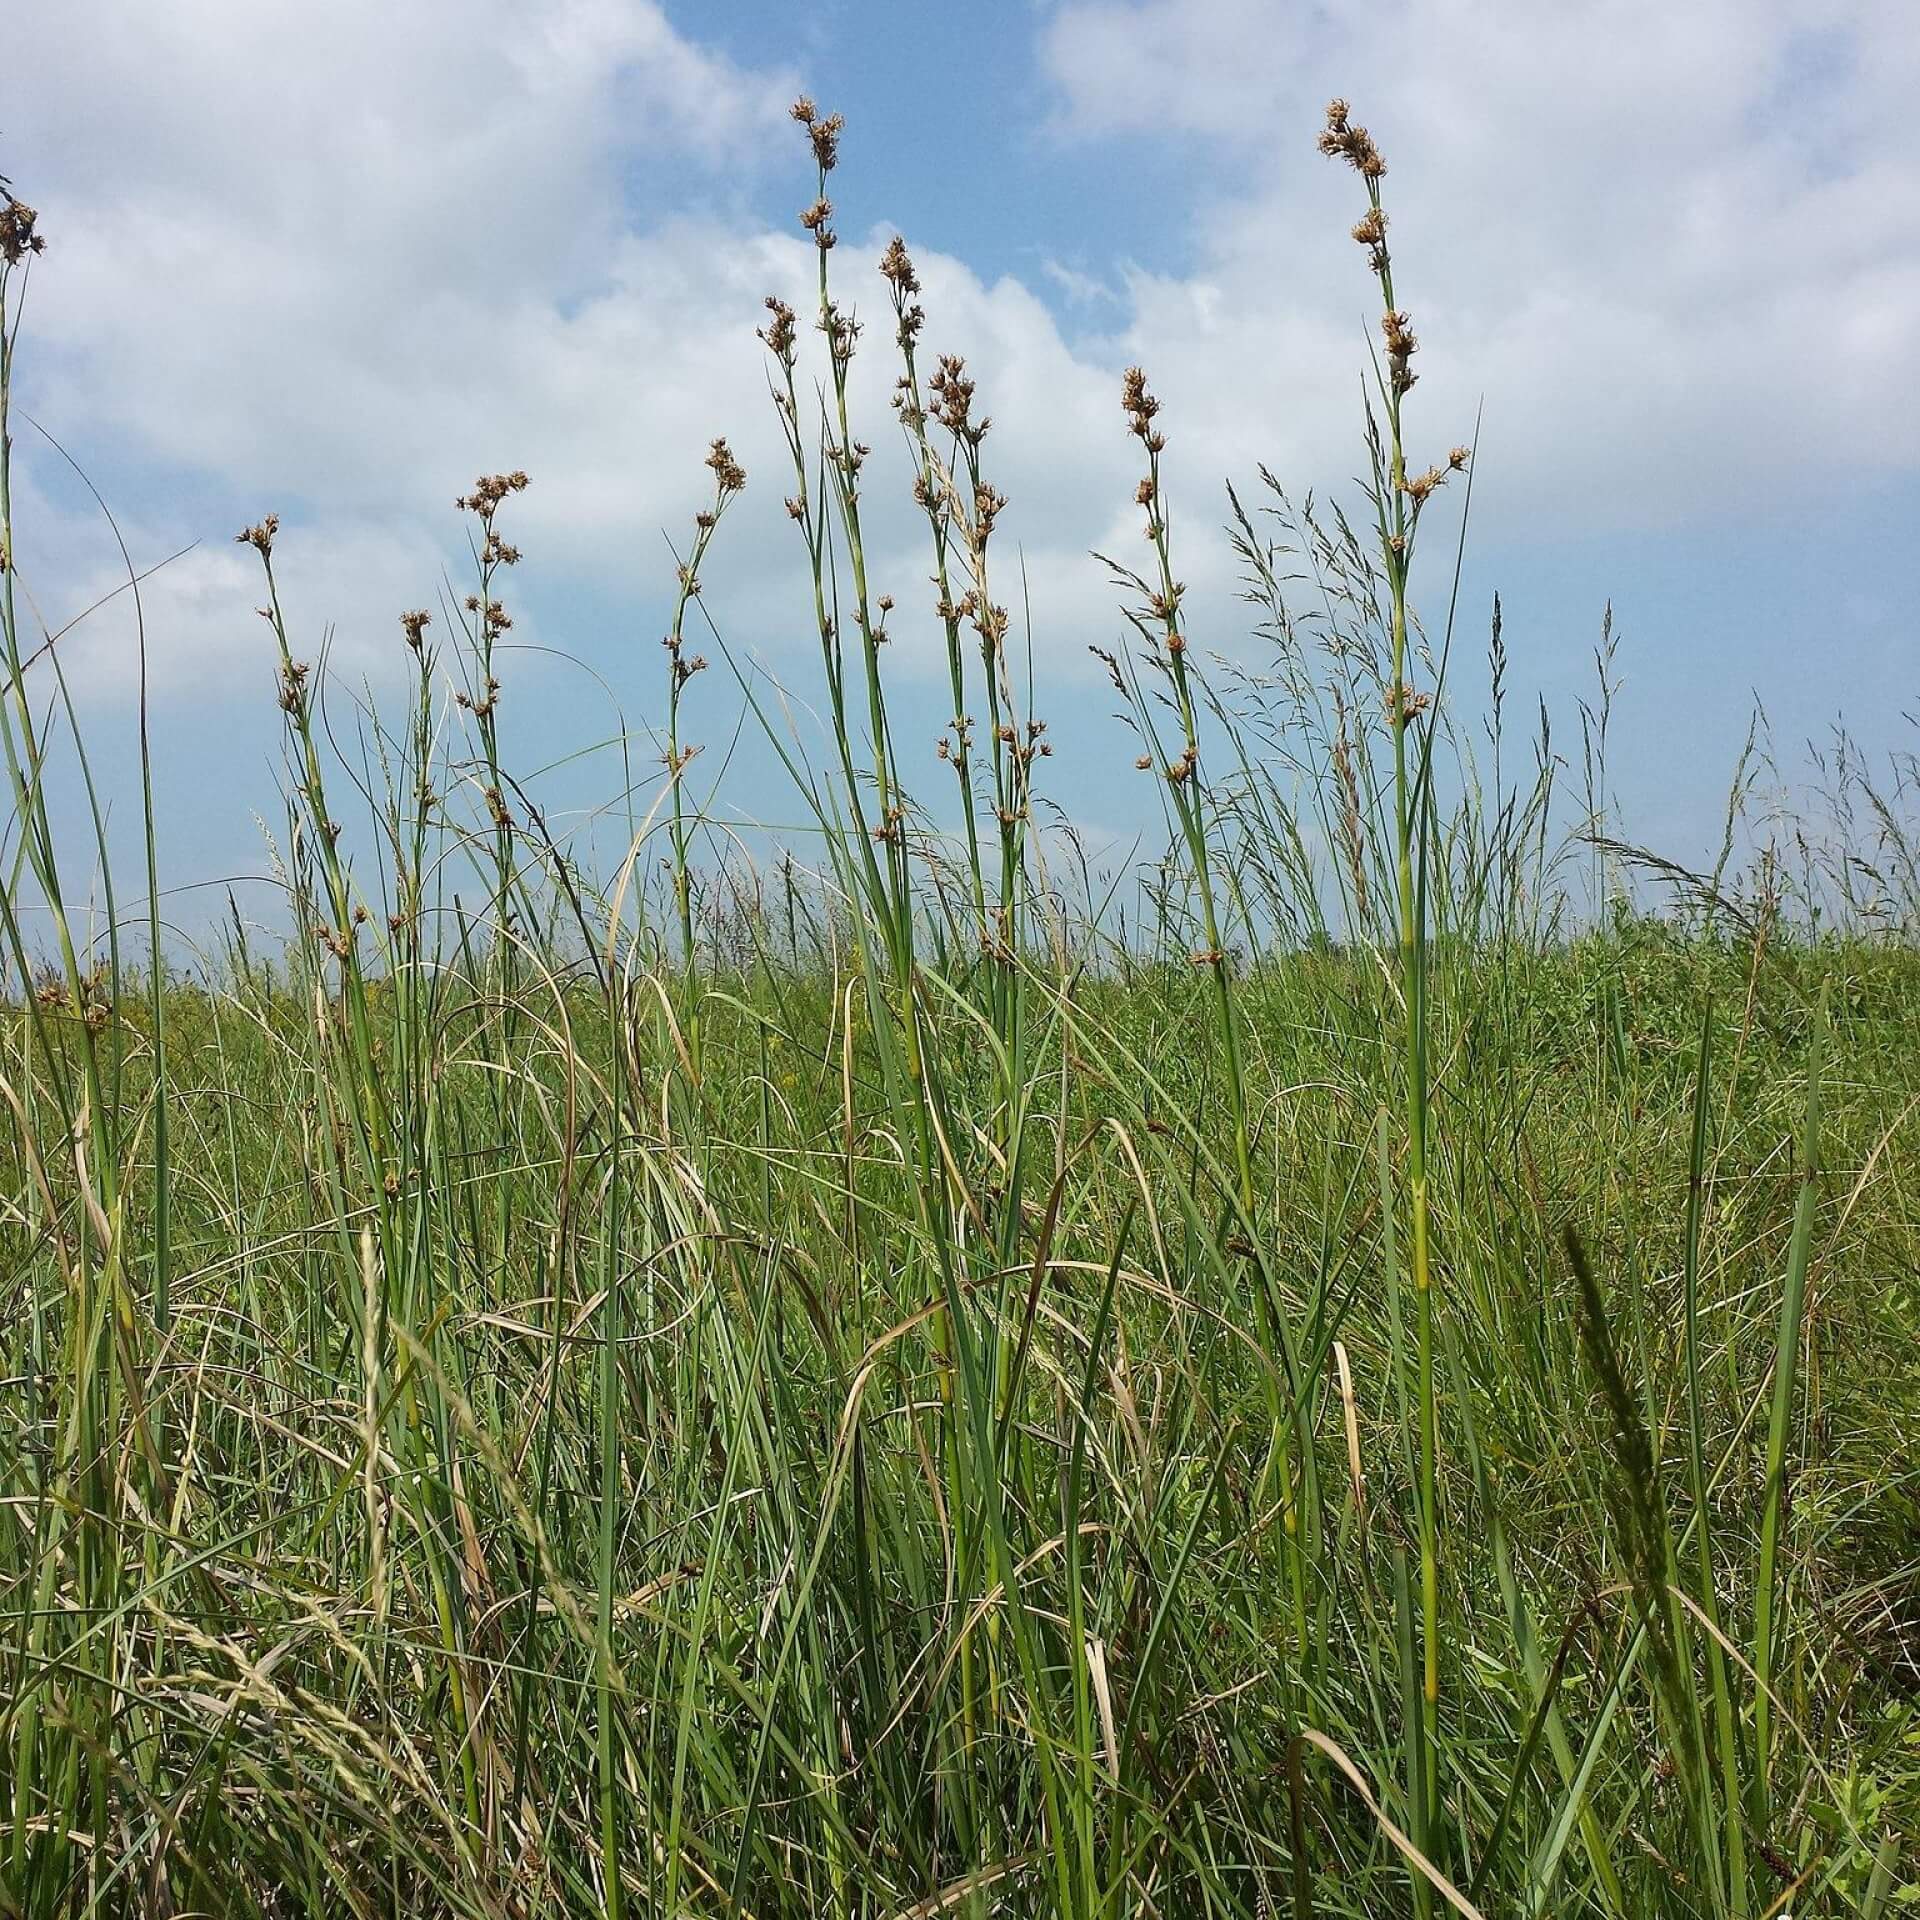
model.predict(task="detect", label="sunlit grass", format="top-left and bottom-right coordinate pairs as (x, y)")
top-left (1, 104), bottom-right (1915, 1919)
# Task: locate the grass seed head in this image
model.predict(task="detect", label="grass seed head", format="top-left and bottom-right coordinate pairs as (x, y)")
top-left (236, 514), bottom-right (280, 559)
top-left (1319, 97), bottom-right (1387, 177)
top-left (0, 192), bottom-right (46, 265)
top-left (760, 296), bottom-right (798, 365)
top-left (706, 437), bottom-right (747, 495)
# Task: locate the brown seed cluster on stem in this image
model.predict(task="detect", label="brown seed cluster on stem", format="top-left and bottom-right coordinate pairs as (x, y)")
top-left (1121, 366), bottom-right (1166, 453)
top-left (236, 515), bottom-right (280, 560)
top-left (760, 297), bottom-right (798, 367)
top-left (929, 355), bottom-right (990, 447)
top-left (1350, 205), bottom-right (1389, 274)
top-left (0, 192), bottom-right (46, 265)
top-left (1317, 98), bottom-right (1386, 177)
top-left (790, 98), bottom-right (844, 172)
top-left (1381, 309), bottom-right (1419, 396)
top-left (799, 198), bottom-right (835, 248)
top-left (464, 595), bottom-right (512, 640)
top-left (879, 235), bottom-right (925, 350)
top-left (1320, 102), bottom-right (1470, 510)
top-left (456, 470), bottom-right (529, 525)
top-left (791, 99), bottom-right (845, 249)
top-left (705, 437), bottom-right (747, 496)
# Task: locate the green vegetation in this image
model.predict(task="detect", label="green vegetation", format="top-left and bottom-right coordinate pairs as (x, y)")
top-left (1, 102), bottom-right (1915, 1918)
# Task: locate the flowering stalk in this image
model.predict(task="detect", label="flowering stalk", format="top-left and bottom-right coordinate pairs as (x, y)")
top-left (1319, 95), bottom-right (1470, 1857)
top-left (452, 469), bottom-right (529, 950)
top-left (1099, 370), bottom-right (1317, 1660)
top-left (758, 108), bottom-right (1081, 1913)
top-left (1121, 368), bottom-right (1254, 1212)
top-left (0, 193), bottom-right (114, 1182)
top-left (661, 438), bottom-right (745, 1065)
top-left (0, 180), bottom-right (127, 1909)
top-left (884, 264), bottom-right (1048, 1200)
top-left (791, 104), bottom-right (912, 930)
top-left (241, 516), bottom-right (391, 1209)
top-left (394, 607), bottom-right (436, 962)
top-left (882, 241), bottom-right (991, 949)
top-left (240, 517), bottom-right (487, 1838)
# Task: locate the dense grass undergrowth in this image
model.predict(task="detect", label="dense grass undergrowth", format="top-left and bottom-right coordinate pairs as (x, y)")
top-left (2, 101), bottom-right (1917, 1918)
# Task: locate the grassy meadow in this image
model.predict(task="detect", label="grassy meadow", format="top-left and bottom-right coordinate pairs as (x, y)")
top-left (1, 101), bottom-right (1917, 1917)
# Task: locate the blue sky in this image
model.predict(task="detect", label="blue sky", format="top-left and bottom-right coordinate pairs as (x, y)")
top-left (7, 0), bottom-right (1917, 942)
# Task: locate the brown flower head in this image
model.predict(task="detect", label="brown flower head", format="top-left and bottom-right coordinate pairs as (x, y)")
top-left (811, 113), bottom-right (844, 172)
top-left (1317, 98), bottom-right (1386, 178)
top-left (457, 471), bottom-right (531, 524)
top-left (706, 437), bottom-right (747, 495)
top-left (1122, 367), bottom-right (1164, 449)
top-left (0, 193), bottom-right (46, 266)
top-left (879, 235), bottom-right (919, 297)
top-left (236, 514), bottom-right (280, 559)
top-left (973, 483), bottom-right (1007, 543)
top-left (800, 199), bottom-right (836, 250)
top-left (1380, 310), bottom-right (1419, 393)
top-left (1350, 205), bottom-right (1390, 272)
top-left (1402, 464), bottom-right (1448, 505)
top-left (760, 295), bottom-right (798, 364)
top-left (930, 353), bottom-right (988, 444)
top-left (822, 302), bottom-right (861, 368)
top-left (791, 98), bottom-right (843, 170)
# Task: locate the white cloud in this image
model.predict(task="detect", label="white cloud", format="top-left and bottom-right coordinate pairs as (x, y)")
top-left (5, 0), bottom-right (1916, 776)
top-left (11, 0), bottom-right (795, 534)
top-left (1042, 0), bottom-right (1920, 524)
top-left (7, 0), bottom-right (1155, 719)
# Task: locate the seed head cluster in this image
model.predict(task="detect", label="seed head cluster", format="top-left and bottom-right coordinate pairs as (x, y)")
top-left (1317, 98), bottom-right (1386, 178)
top-left (930, 355), bottom-right (990, 447)
top-left (1122, 367), bottom-right (1166, 454)
top-left (790, 97), bottom-right (844, 173)
top-left (235, 514), bottom-right (280, 560)
top-left (880, 236), bottom-right (925, 347)
top-left (1381, 309), bottom-right (1418, 395)
top-left (760, 296), bottom-right (798, 367)
top-left (1317, 101), bottom-right (1470, 510)
top-left (705, 437), bottom-right (747, 496)
top-left (799, 198), bottom-right (836, 249)
top-left (792, 98), bottom-right (845, 248)
top-left (1351, 205), bottom-right (1389, 275)
top-left (277, 658), bottom-right (310, 715)
top-left (663, 631), bottom-right (708, 690)
top-left (823, 303), bottom-right (861, 375)
top-left (0, 192), bottom-right (45, 266)
top-left (456, 470), bottom-right (529, 526)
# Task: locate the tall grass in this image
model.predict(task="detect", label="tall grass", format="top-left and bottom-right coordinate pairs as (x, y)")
top-left (1, 106), bottom-right (1916, 1920)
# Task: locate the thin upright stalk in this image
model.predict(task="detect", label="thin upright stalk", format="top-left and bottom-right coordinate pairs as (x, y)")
top-left (1319, 95), bottom-right (1472, 1861)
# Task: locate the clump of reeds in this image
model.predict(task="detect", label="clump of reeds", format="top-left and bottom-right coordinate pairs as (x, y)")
top-left (0, 97), bottom-right (1909, 1920)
